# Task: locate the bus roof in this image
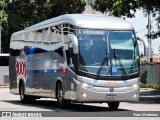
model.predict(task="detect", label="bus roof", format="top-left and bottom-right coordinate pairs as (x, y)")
top-left (10, 14), bottom-right (134, 50)
top-left (12, 14), bottom-right (133, 37)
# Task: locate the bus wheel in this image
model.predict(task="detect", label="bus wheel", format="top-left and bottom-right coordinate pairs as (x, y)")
top-left (19, 83), bottom-right (28, 103)
top-left (57, 82), bottom-right (65, 108)
top-left (108, 102), bottom-right (120, 110)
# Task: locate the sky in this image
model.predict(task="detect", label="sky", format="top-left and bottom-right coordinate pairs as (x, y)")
top-left (125, 9), bottom-right (160, 55)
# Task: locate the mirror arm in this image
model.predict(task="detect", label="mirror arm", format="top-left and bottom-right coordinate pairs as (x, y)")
top-left (68, 34), bottom-right (78, 54)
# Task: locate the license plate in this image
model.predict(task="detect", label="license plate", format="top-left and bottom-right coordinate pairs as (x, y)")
top-left (106, 94), bottom-right (117, 100)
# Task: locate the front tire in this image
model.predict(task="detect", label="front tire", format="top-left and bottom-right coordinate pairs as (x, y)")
top-left (56, 82), bottom-right (70, 108)
top-left (108, 102), bottom-right (120, 110)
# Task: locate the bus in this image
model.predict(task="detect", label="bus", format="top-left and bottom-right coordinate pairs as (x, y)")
top-left (9, 14), bottom-right (140, 110)
top-left (0, 54), bottom-right (9, 85)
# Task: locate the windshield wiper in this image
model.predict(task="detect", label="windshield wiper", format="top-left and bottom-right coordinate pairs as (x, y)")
top-left (96, 54), bottom-right (109, 79)
top-left (113, 49), bottom-right (128, 80)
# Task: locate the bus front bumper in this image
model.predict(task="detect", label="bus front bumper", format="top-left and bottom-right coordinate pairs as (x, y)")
top-left (74, 84), bottom-right (139, 103)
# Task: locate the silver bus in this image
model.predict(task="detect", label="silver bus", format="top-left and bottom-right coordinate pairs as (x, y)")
top-left (9, 14), bottom-right (140, 110)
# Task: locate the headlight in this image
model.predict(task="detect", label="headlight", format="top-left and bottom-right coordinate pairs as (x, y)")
top-left (73, 78), bottom-right (81, 85)
top-left (73, 78), bottom-right (93, 88)
top-left (81, 83), bottom-right (88, 88)
top-left (81, 82), bottom-right (93, 89)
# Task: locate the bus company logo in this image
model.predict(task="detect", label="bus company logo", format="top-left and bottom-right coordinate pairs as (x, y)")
top-left (15, 58), bottom-right (27, 80)
top-left (110, 87), bottom-right (114, 92)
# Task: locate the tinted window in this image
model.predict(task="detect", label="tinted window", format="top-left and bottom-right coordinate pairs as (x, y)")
top-left (0, 56), bottom-right (9, 66)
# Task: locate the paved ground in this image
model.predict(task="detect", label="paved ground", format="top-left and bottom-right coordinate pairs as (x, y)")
top-left (0, 87), bottom-right (160, 120)
top-left (0, 88), bottom-right (159, 111)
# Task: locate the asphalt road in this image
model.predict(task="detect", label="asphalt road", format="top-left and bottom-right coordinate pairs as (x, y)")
top-left (0, 88), bottom-right (160, 119)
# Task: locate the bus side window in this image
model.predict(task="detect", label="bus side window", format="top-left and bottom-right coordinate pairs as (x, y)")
top-left (54, 47), bottom-right (63, 57)
top-left (24, 47), bottom-right (49, 55)
top-left (34, 48), bottom-right (48, 54)
top-left (0, 56), bottom-right (9, 66)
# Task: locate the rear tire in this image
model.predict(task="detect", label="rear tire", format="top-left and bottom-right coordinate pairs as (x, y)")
top-left (20, 83), bottom-right (28, 103)
top-left (20, 83), bottom-right (36, 103)
top-left (108, 102), bottom-right (120, 110)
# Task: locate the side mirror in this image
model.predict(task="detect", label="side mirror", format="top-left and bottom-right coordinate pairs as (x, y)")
top-left (68, 34), bottom-right (78, 54)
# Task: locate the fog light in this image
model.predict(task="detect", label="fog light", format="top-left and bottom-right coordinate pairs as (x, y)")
top-left (133, 93), bottom-right (137, 98)
top-left (133, 84), bottom-right (138, 88)
top-left (82, 93), bottom-right (87, 98)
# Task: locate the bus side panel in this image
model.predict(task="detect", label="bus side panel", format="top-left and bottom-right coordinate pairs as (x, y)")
top-left (26, 52), bottom-right (55, 97)
top-left (25, 51), bottom-right (67, 98)
top-left (9, 55), bottom-right (19, 94)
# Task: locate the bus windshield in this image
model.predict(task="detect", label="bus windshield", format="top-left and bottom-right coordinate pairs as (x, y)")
top-left (77, 29), bottom-right (139, 77)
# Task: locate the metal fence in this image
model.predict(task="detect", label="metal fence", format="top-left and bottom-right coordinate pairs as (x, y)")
top-left (140, 64), bottom-right (147, 84)
top-left (140, 63), bottom-right (160, 85)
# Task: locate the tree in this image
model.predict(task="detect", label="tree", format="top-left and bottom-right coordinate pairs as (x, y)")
top-left (92, 0), bottom-right (160, 38)
top-left (51, 0), bottom-right (86, 17)
top-left (92, 0), bottom-right (138, 17)
top-left (1, 0), bottom-right (86, 53)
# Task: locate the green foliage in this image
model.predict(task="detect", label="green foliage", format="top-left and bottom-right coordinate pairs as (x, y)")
top-left (92, 0), bottom-right (138, 17)
top-left (92, 0), bottom-right (160, 38)
top-left (135, 0), bottom-right (160, 39)
top-left (0, 0), bottom-right (86, 53)
top-left (51, 0), bottom-right (86, 17)
top-left (92, 0), bottom-right (113, 14)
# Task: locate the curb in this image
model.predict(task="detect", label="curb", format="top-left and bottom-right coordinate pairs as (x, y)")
top-left (139, 96), bottom-right (160, 101)
top-left (140, 83), bottom-right (160, 90)
top-left (0, 85), bottom-right (9, 88)
top-left (139, 89), bottom-right (160, 102)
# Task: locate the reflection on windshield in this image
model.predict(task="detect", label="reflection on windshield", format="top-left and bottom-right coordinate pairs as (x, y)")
top-left (77, 29), bottom-right (139, 77)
